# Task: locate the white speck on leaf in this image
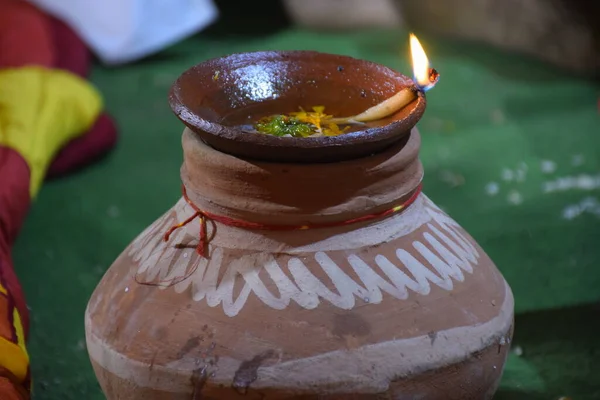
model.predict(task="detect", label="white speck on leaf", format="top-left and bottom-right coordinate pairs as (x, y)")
top-left (577, 175), bottom-right (597, 190)
top-left (544, 174), bottom-right (600, 193)
top-left (562, 205), bottom-right (581, 220)
top-left (485, 182), bottom-right (500, 196)
top-left (541, 160), bottom-right (557, 174)
top-left (513, 345), bottom-right (523, 356)
top-left (514, 162), bottom-right (528, 182)
top-left (507, 190), bottom-right (523, 205)
top-left (561, 197), bottom-right (600, 220)
top-left (501, 168), bottom-right (514, 182)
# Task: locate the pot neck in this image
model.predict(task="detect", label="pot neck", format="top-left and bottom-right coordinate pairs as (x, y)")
top-left (180, 128), bottom-right (423, 226)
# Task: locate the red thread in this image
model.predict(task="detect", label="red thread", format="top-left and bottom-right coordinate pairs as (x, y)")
top-left (164, 183), bottom-right (423, 257)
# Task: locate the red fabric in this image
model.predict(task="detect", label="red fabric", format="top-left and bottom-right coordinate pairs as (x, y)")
top-left (0, 147), bottom-right (31, 334)
top-left (45, 11), bottom-right (119, 178)
top-left (0, 0), bottom-right (117, 340)
top-left (0, 367), bottom-right (28, 400)
top-left (0, 0), bottom-right (54, 68)
top-left (0, 4), bottom-right (39, 397)
top-left (47, 15), bottom-right (90, 79)
top-left (47, 114), bottom-right (118, 177)
top-left (0, 2), bottom-right (116, 397)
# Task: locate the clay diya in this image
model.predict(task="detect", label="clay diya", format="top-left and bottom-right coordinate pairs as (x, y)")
top-left (85, 38), bottom-right (514, 399)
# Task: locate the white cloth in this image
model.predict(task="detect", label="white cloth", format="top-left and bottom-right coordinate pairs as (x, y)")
top-left (28, 0), bottom-right (219, 65)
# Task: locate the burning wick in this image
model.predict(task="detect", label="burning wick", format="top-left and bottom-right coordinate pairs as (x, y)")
top-left (326, 33), bottom-right (439, 125)
top-left (410, 33), bottom-right (439, 92)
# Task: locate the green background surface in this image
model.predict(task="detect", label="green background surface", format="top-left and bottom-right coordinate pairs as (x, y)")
top-left (13, 28), bottom-right (600, 399)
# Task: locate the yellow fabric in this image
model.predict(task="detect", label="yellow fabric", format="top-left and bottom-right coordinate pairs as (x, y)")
top-left (12, 309), bottom-right (27, 361)
top-left (0, 66), bottom-right (102, 197)
top-left (0, 281), bottom-right (28, 383)
top-left (0, 336), bottom-right (28, 383)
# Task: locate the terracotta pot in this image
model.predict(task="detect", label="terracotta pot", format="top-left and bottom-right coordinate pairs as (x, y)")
top-left (85, 51), bottom-right (514, 399)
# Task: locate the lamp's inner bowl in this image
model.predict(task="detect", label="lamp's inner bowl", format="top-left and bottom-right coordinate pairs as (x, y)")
top-left (172, 51), bottom-right (416, 135)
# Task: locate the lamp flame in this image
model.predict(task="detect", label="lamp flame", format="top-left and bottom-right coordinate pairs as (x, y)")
top-left (410, 33), bottom-right (439, 92)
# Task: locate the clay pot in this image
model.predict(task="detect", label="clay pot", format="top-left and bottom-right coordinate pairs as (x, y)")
top-left (85, 51), bottom-right (514, 399)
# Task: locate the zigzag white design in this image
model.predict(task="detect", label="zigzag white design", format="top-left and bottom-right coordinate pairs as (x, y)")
top-left (129, 196), bottom-right (479, 317)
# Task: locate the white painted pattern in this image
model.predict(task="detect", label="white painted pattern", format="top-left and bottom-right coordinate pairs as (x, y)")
top-left (86, 283), bottom-right (513, 394)
top-left (128, 195), bottom-right (479, 317)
